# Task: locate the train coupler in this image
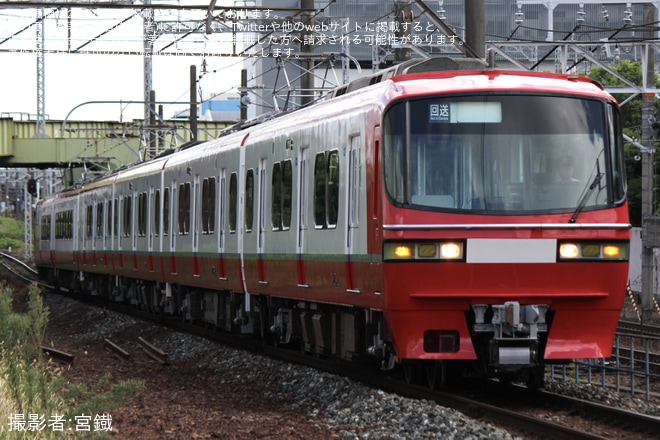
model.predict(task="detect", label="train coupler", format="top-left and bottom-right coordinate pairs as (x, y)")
top-left (472, 302), bottom-right (549, 367)
top-left (472, 302), bottom-right (549, 339)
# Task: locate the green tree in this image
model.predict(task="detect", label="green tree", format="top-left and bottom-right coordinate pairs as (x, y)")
top-left (588, 60), bottom-right (660, 226)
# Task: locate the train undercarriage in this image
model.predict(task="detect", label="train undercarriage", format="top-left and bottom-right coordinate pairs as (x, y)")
top-left (42, 267), bottom-right (551, 390)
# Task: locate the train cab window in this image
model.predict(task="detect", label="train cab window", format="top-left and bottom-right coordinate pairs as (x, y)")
top-left (229, 173), bottom-right (237, 233)
top-left (314, 151), bottom-right (340, 229)
top-left (271, 160), bottom-right (293, 231)
top-left (163, 188), bottom-right (170, 236)
top-left (383, 95), bottom-right (622, 214)
top-left (245, 169), bottom-right (254, 233)
top-left (201, 177), bottom-right (216, 234)
top-left (96, 203), bottom-right (103, 238)
top-left (178, 182), bottom-right (191, 235)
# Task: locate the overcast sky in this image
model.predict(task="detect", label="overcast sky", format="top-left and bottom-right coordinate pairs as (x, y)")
top-left (0, 2), bottom-right (245, 121)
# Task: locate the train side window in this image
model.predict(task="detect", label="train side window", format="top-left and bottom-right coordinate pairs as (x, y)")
top-left (163, 188), bottom-right (169, 236)
top-left (178, 182), bottom-right (191, 235)
top-left (245, 169), bottom-right (254, 233)
top-left (314, 153), bottom-right (327, 227)
top-left (327, 150), bottom-right (339, 228)
top-left (154, 189), bottom-right (160, 237)
top-left (314, 152), bottom-right (339, 229)
top-left (85, 205), bottom-right (91, 238)
top-left (113, 199), bottom-right (118, 238)
top-left (272, 162), bottom-right (282, 230)
top-left (272, 160), bottom-right (293, 231)
top-left (106, 200), bottom-right (112, 239)
top-left (96, 203), bottom-right (103, 238)
top-left (229, 172), bottom-right (237, 233)
top-left (123, 195), bottom-right (132, 237)
top-left (202, 177), bottom-right (216, 234)
top-left (86, 205), bottom-right (93, 238)
top-left (282, 160), bottom-right (292, 229)
top-left (138, 192), bottom-right (147, 237)
top-left (68, 210), bottom-right (73, 239)
top-left (41, 215), bottom-right (50, 241)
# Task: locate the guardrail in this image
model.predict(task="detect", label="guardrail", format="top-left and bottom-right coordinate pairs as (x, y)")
top-left (550, 332), bottom-right (660, 400)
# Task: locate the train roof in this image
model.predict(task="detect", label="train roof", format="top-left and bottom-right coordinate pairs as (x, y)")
top-left (390, 69), bottom-right (613, 102)
top-left (45, 58), bottom-right (615, 199)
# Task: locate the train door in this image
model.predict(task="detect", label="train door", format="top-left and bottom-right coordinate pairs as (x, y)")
top-left (257, 158), bottom-right (267, 284)
top-left (80, 201), bottom-right (92, 266)
top-left (131, 189), bottom-right (138, 270)
top-left (73, 196), bottom-right (80, 271)
top-left (102, 199), bottom-right (107, 268)
top-left (147, 186), bottom-right (155, 272)
top-left (237, 142), bottom-right (251, 314)
top-left (117, 194), bottom-right (123, 269)
top-left (192, 175), bottom-right (200, 276)
top-left (170, 182), bottom-right (177, 274)
top-left (345, 135), bottom-right (361, 293)
top-left (296, 147), bottom-right (309, 287)
top-left (217, 169), bottom-right (227, 279)
top-left (94, 201), bottom-right (101, 266)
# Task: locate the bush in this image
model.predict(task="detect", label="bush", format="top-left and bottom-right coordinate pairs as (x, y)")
top-left (0, 216), bottom-right (25, 253)
top-left (0, 283), bottom-right (145, 438)
top-left (0, 283), bottom-right (65, 438)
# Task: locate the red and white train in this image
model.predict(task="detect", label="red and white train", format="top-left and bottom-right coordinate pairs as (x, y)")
top-left (35, 58), bottom-right (630, 388)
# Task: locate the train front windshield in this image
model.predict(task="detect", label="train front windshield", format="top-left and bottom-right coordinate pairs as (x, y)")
top-left (383, 94), bottom-right (626, 214)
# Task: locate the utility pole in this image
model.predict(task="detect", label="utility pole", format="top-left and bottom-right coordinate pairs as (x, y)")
top-left (143, 0), bottom-right (154, 142)
top-left (300, 0), bottom-right (314, 107)
top-left (35, 7), bottom-right (48, 138)
top-left (641, 3), bottom-right (657, 322)
top-left (190, 65), bottom-right (198, 142)
top-left (465, 0), bottom-right (485, 59)
top-left (394, 1), bottom-right (412, 62)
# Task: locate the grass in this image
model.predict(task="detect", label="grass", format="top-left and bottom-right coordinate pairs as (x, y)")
top-left (0, 215), bottom-right (25, 253)
top-left (0, 283), bottom-right (145, 438)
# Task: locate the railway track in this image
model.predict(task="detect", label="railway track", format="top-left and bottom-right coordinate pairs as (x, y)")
top-left (618, 320), bottom-right (660, 337)
top-left (46, 288), bottom-right (660, 440)
top-left (0, 251), bottom-right (39, 283)
top-left (2, 263), bottom-right (659, 438)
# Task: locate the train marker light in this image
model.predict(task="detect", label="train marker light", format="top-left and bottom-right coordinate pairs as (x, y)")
top-left (418, 244), bottom-right (437, 258)
top-left (393, 245), bottom-right (413, 259)
top-left (558, 242), bottom-right (629, 261)
top-left (383, 241), bottom-right (464, 261)
top-left (603, 244), bottom-right (622, 258)
top-left (581, 244), bottom-right (600, 258)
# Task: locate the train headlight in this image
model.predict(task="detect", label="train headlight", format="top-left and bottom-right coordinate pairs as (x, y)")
top-left (383, 241), bottom-right (464, 262)
top-left (559, 243), bottom-right (579, 259)
top-left (558, 241), bottom-right (628, 261)
top-left (440, 242), bottom-right (462, 259)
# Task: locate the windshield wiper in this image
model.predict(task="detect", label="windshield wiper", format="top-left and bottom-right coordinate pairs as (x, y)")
top-left (570, 168), bottom-right (603, 223)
